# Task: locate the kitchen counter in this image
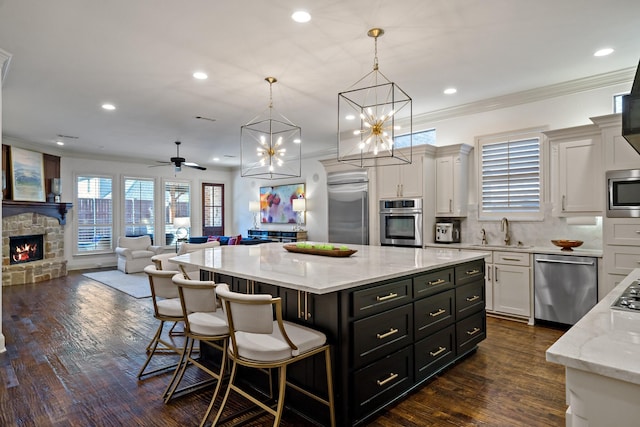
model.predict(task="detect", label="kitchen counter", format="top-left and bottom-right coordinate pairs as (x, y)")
top-left (172, 243), bottom-right (487, 294)
top-left (547, 268), bottom-right (640, 384)
top-left (546, 268), bottom-right (640, 425)
top-left (425, 242), bottom-right (603, 257)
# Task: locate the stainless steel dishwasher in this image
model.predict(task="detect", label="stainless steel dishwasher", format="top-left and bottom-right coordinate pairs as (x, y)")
top-left (534, 253), bottom-right (598, 325)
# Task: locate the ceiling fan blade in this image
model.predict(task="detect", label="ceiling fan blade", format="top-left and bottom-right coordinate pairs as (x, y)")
top-left (185, 164), bottom-right (207, 171)
top-left (149, 161), bottom-right (172, 168)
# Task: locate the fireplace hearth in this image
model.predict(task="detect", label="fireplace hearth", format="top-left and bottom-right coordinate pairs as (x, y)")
top-left (10, 234), bottom-right (44, 265)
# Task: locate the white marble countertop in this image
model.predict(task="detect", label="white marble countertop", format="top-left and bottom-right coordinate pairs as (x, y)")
top-left (546, 268), bottom-right (640, 385)
top-left (424, 242), bottom-right (603, 258)
top-left (171, 243), bottom-right (487, 294)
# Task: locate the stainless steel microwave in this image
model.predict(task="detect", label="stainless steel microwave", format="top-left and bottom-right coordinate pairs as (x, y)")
top-left (607, 169), bottom-right (640, 217)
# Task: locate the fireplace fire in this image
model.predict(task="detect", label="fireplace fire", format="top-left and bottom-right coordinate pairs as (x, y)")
top-left (10, 234), bottom-right (44, 265)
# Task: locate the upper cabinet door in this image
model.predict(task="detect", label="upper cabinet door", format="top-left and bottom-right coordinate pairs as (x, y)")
top-left (594, 113), bottom-right (640, 171)
top-left (546, 125), bottom-right (602, 216)
top-left (435, 145), bottom-right (470, 217)
top-left (435, 155), bottom-right (454, 215)
top-left (377, 156), bottom-right (423, 199)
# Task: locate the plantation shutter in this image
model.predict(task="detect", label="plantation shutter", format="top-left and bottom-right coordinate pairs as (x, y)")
top-left (481, 138), bottom-right (540, 213)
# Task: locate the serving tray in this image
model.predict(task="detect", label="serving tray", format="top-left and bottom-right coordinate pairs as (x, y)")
top-left (283, 243), bottom-right (357, 257)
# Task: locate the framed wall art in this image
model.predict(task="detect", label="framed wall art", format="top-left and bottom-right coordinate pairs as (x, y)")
top-left (11, 146), bottom-right (45, 202)
top-left (259, 183), bottom-right (305, 224)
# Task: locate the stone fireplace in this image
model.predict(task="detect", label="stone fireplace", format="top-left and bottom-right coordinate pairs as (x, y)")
top-left (2, 202), bottom-right (71, 286)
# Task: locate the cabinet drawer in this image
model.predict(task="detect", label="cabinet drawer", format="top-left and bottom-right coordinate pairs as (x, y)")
top-left (604, 218), bottom-right (640, 246)
top-left (414, 268), bottom-right (454, 299)
top-left (604, 245), bottom-right (640, 275)
top-left (455, 260), bottom-right (485, 285)
top-left (352, 304), bottom-right (413, 368)
top-left (415, 324), bottom-right (456, 382)
top-left (455, 280), bottom-right (485, 319)
top-left (494, 251), bottom-right (530, 266)
top-left (456, 311), bottom-right (486, 355)
top-left (414, 289), bottom-right (455, 341)
top-left (353, 346), bottom-right (413, 420)
top-left (352, 279), bottom-right (412, 318)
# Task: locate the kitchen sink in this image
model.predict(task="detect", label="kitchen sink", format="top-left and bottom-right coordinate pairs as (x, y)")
top-left (468, 244), bottom-right (534, 249)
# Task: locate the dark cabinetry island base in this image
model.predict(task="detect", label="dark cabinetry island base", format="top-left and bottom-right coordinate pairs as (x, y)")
top-left (203, 258), bottom-right (486, 426)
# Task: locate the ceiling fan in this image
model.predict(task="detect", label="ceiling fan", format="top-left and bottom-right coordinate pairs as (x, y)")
top-left (154, 141), bottom-right (206, 172)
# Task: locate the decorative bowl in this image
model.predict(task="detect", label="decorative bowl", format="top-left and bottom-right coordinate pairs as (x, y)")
top-left (551, 240), bottom-right (584, 251)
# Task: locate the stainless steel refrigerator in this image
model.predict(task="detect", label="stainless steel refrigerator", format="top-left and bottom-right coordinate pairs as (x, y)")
top-left (327, 170), bottom-right (369, 245)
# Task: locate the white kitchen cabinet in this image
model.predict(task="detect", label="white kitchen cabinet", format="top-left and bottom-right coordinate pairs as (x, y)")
top-left (435, 144), bottom-right (471, 217)
top-left (377, 155), bottom-right (423, 198)
top-left (593, 113), bottom-right (640, 171)
top-left (604, 218), bottom-right (640, 246)
top-left (463, 248), bottom-right (531, 321)
top-left (492, 251), bottom-right (532, 320)
top-left (603, 244), bottom-right (640, 277)
top-left (545, 125), bottom-right (602, 216)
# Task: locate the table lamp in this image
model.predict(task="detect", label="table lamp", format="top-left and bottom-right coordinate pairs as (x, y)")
top-left (249, 201), bottom-right (261, 230)
top-left (292, 198), bottom-right (306, 231)
top-left (174, 217), bottom-right (191, 240)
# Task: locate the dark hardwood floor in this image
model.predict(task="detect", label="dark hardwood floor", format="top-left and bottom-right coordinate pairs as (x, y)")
top-left (1, 271), bottom-right (567, 426)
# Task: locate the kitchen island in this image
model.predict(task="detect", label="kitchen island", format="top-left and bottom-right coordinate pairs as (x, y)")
top-left (546, 268), bottom-right (640, 426)
top-left (173, 244), bottom-right (488, 426)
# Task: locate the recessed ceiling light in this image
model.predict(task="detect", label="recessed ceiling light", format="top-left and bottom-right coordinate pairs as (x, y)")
top-left (213, 157), bottom-right (220, 162)
top-left (345, 114), bottom-right (355, 120)
top-left (193, 71), bottom-right (208, 80)
top-left (444, 88), bottom-right (457, 95)
top-left (293, 138), bottom-right (301, 144)
top-left (291, 10), bottom-right (311, 23)
top-left (594, 48), bottom-right (614, 57)
top-left (101, 103), bottom-right (116, 110)
top-left (56, 141), bottom-right (64, 146)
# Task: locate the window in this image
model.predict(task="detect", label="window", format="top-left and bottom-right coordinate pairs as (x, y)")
top-left (394, 128), bottom-right (436, 149)
top-left (165, 181), bottom-right (190, 245)
top-left (614, 93), bottom-right (629, 114)
top-left (123, 178), bottom-right (154, 243)
top-left (479, 134), bottom-right (541, 219)
top-left (202, 183), bottom-right (224, 236)
top-left (76, 176), bottom-right (113, 253)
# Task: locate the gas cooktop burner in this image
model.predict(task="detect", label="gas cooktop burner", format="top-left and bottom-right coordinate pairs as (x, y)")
top-left (611, 280), bottom-right (640, 312)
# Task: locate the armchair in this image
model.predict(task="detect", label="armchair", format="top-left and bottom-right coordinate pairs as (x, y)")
top-left (116, 235), bottom-right (163, 273)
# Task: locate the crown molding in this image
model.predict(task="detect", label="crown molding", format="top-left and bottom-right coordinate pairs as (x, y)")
top-left (414, 67), bottom-right (636, 126)
top-left (0, 48), bottom-right (12, 86)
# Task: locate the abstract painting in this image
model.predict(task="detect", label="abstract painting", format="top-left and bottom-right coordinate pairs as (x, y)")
top-left (259, 183), bottom-right (305, 224)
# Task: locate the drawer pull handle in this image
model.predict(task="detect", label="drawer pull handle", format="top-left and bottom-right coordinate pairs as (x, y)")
top-left (466, 327), bottom-right (481, 336)
top-left (377, 328), bottom-right (399, 340)
top-left (502, 257), bottom-right (521, 262)
top-left (429, 308), bottom-right (446, 317)
top-left (636, 230), bottom-right (640, 234)
top-left (430, 346), bottom-right (447, 357)
top-left (466, 269), bottom-right (480, 275)
top-left (466, 295), bottom-right (480, 302)
top-left (377, 372), bottom-right (398, 387)
top-left (376, 292), bottom-right (398, 302)
top-left (428, 278), bottom-right (446, 286)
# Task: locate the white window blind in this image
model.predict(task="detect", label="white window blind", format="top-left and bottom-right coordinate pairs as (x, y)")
top-left (124, 178), bottom-right (155, 243)
top-left (481, 138), bottom-right (540, 213)
top-left (76, 176), bottom-right (113, 252)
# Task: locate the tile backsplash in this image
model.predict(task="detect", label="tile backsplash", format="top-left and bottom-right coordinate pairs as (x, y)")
top-left (458, 203), bottom-right (602, 250)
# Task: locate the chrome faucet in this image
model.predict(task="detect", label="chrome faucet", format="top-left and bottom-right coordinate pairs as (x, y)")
top-left (480, 228), bottom-right (488, 245)
top-left (501, 217), bottom-right (510, 246)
